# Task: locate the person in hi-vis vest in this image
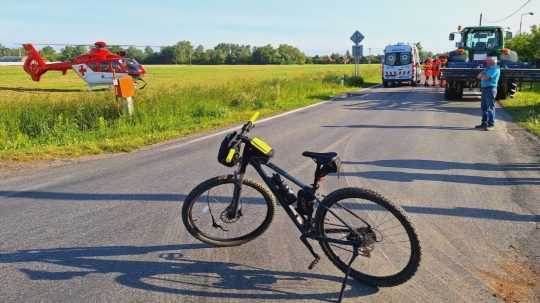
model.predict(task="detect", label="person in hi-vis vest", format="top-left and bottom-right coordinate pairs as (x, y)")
top-left (423, 58), bottom-right (433, 87)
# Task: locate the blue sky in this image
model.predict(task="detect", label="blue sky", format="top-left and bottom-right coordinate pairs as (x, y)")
top-left (1, 0), bottom-right (539, 55)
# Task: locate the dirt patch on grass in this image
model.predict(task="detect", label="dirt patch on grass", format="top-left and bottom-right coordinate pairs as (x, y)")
top-left (479, 246), bottom-right (539, 303)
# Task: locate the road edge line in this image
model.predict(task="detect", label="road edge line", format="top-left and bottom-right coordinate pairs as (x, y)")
top-left (160, 84), bottom-right (380, 152)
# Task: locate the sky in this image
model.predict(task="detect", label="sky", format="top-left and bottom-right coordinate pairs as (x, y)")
top-left (1, 0), bottom-right (539, 55)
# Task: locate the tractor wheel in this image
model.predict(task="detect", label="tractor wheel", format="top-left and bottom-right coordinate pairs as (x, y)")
top-left (496, 82), bottom-right (509, 100)
top-left (445, 81), bottom-right (462, 101)
top-left (508, 80), bottom-right (518, 98)
top-left (445, 86), bottom-right (456, 100)
top-left (455, 84), bottom-right (464, 100)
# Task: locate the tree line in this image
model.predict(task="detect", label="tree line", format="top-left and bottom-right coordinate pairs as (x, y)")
top-left (506, 25), bottom-right (540, 65)
top-left (0, 41), bottom-right (381, 65)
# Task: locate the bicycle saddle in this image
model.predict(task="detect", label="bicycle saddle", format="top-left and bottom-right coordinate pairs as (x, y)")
top-left (302, 151), bottom-right (338, 165)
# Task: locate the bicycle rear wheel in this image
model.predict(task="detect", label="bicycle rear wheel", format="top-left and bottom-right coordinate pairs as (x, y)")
top-left (314, 188), bottom-right (421, 287)
top-left (182, 175), bottom-right (275, 247)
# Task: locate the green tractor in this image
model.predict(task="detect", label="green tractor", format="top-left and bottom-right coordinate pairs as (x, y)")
top-left (442, 26), bottom-right (540, 100)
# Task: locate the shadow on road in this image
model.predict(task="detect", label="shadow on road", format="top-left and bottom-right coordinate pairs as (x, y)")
top-left (0, 190), bottom-right (537, 223)
top-left (0, 243), bottom-right (377, 302)
top-left (323, 124), bottom-right (472, 131)
top-left (336, 89), bottom-right (512, 122)
top-left (339, 170), bottom-right (540, 186)
top-left (343, 160), bottom-right (540, 172)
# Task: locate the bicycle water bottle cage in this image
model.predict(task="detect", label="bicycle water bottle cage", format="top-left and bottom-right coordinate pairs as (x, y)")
top-left (218, 132), bottom-right (240, 167)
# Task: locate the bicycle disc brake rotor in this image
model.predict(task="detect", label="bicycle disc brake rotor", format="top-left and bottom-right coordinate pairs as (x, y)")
top-left (220, 206), bottom-right (243, 223)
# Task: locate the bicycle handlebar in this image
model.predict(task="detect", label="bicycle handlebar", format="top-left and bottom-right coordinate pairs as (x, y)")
top-left (239, 112), bottom-right (259, 136)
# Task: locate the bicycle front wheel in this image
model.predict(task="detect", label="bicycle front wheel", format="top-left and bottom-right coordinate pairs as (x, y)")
top-left (315, 188), bottom-right (421, 287)
top-left (182, 175), bottom-right (275, 247)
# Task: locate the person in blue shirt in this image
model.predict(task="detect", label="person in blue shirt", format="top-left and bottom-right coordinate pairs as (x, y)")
top-left (476, 57), bottom-right (501, 131)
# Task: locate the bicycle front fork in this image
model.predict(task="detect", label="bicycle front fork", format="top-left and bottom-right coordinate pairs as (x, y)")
top-left (226, 172), bottom-right (244, 220)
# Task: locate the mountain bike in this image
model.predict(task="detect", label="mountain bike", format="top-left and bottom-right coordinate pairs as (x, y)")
top-left (182, 112), bottom-right (421, 302)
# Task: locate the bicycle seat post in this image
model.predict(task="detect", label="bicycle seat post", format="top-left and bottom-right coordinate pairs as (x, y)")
top-left (312, 164), bottom-right (322, 190)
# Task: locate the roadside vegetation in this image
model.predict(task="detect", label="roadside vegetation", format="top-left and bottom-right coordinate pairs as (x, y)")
top-left (0, 64), bottom-right (380, 161)
top-left (1, 42), bottom-right (381, 65)
top-left (494, 24), bottom-right (540, 136)
top-left (500, 83), bottom-right (540, 136)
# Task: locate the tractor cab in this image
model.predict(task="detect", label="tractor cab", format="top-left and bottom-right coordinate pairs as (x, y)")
top-left (448, 26), bottom-right (514, 64)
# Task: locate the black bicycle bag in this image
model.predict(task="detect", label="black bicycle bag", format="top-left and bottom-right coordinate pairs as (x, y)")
top-left (320, 156), bottom-right (341, 177)
top-left (217, 132), bottom-right (240, 167)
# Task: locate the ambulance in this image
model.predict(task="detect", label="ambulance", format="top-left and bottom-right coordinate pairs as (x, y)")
top-left (382, 43), bottom-right (421, 87)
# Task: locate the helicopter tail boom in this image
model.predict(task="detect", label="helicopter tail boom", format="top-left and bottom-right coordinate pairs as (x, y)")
top-left (22, 44), bottom-right (71, 81)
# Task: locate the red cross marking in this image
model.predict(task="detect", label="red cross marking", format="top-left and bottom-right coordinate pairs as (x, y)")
top-left (78, 65), bottom-right (87, 76)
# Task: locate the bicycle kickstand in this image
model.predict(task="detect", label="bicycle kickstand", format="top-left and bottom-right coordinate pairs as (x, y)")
top-left (300, 235), bottom-right (320, 270)
top-left (337, 246), bottom-right (359, 303)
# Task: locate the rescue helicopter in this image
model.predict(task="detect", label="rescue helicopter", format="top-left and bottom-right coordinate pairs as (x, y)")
top-left (22, 41), bottom-right (147, 90)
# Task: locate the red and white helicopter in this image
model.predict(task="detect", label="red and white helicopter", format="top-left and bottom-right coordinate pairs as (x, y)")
top-left (22, 41), bottom-right (146, 89)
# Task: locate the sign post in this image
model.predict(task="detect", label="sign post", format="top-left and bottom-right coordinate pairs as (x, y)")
top-left (350, 30), bottom-right (365, 80)
top-left (114, 76), bottom-right (136, 116)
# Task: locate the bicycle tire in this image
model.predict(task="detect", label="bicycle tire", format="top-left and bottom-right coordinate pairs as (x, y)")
top-left (182, 175), bottom-right (275, 247)
top-left (314, 187), bottom-right (421, 287)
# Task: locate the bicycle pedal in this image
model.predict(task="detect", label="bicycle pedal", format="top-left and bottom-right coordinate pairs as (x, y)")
top-left (308, 256), bottom-right (320, 270)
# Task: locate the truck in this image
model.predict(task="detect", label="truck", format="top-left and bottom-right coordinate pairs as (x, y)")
top-left (441, 25), bottom-right (540, 100)
top-left (382, 43), bottom-right (421, 87)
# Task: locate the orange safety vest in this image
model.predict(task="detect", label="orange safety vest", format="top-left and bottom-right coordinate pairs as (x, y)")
top-left (423, 62), bottom-right (433, 76)
top-left (432, 60), bottom-right (441, 75)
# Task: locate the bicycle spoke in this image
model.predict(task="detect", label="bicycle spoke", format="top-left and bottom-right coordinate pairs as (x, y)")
top-left (318, 190), bottom-right (419, 281)
top-left (186, 179), bottom-right (272, 242)
top-left (378, 223), bottom-right (406, 233)
top-left (324, 228), bottom-right (350, 234)
top-left (324, 221), bottom-right (348, 228)
top-left (330, 243), bottom-right (354, 253)
top-left (334, 202), bottom-right (372, 227)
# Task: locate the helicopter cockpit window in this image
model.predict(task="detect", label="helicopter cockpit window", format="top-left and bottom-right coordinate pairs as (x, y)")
top-left (125, 58), bottom-right (141, 72)
top-left (111, 61), bottom-right (122, 72)
top-left (88, 63), bottom-right (97, 71)
top-left (100, 62), bottom-right (111, 72)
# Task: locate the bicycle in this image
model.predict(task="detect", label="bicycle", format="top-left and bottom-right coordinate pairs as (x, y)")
top-left (182, 112), bottom-right (421, 302)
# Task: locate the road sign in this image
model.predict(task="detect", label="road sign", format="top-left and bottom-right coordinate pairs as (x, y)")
top-left (350, 31), bottom-right (365, 45)
top-left (352, 45), bottom-right (363, 58)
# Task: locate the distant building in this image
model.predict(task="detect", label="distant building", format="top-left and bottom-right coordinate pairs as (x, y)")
top-left (0, 56), bottom-right (23, 66)
top-left (0, 56), bottom-right (22, 62)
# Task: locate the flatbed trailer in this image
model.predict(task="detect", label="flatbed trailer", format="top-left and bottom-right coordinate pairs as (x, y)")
top-left (441, 64), bottom-right (540, 100)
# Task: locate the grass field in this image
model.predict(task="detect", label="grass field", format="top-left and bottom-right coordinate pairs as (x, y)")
top-left (0, 64), bottom-right (381, 161)
top-left (501, 84), bottom-right (540, 137)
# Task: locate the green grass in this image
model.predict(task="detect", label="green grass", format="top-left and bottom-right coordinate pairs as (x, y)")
top-left (500, 84), bottom-right (540, 136)
top-left (0, 64), bottom-right (380, 161)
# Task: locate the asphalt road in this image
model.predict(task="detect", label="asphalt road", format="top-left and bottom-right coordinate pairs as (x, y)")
top-left (0, 86), bottom-right (539, 303)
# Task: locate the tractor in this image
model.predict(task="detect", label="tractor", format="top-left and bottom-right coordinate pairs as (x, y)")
top-left (442, 26), bottom-right (540, 100)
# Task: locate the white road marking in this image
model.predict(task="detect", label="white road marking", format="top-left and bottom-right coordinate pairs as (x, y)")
top-left (161, 84), bottom-right (380, 152)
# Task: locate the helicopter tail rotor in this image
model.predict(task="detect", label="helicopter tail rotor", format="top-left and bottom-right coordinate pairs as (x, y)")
top-left (22, 44), bottom-right (47, 82)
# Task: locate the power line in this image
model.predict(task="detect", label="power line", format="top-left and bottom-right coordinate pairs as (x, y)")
top-left (485, 0), bottom-right (532, 23)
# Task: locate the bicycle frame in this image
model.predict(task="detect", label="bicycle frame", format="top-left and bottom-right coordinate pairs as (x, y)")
top-left (228, 143), bottom-right (360, 250)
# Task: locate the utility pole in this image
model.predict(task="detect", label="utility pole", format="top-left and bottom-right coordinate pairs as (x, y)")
top-left (479, 13), bottom-right (483, 26)
top-left (368, 48), bottom-right (372, 64)
top-left (519, 12), bottom-right (534, 35)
